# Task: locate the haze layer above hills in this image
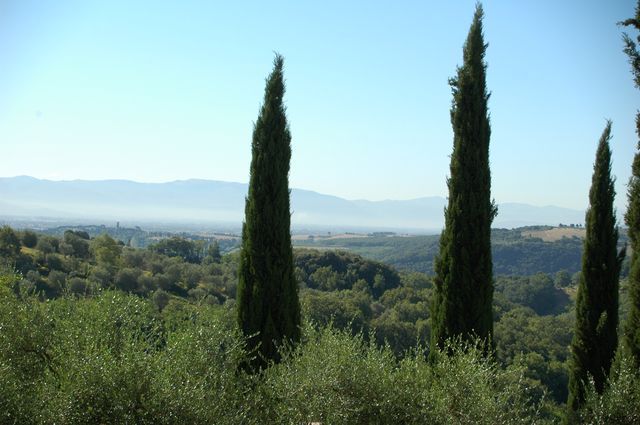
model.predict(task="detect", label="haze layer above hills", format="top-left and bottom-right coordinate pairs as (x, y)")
top-left (0, 176), bottom-right (585, 231)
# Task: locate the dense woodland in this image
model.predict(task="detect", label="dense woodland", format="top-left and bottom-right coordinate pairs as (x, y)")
top-left (294, 227), bottom-right (630, 276)
top-left (0, 224), bottom-right (637, 423)
top-left (2, 2), bottom-right (640, 423)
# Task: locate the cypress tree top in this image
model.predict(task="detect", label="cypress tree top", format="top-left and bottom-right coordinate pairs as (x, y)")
top-left (237, 54), bottom-right (300, 369)
top-left (430, 3), bottom-right (496, 355)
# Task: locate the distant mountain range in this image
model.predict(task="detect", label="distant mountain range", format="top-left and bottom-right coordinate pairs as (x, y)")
top-left (0, 176), bottom-right (585, 231)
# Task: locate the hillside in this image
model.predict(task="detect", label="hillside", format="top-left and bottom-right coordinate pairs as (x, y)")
top-left (0, 223), bottom-right (618, 413)
top-left (521, 226), bottom-right (586, 241)
top-left (21, 223), bottom-right (599, 277)
top-left (294, 227), bottom-right (592, 276)
top-left (14, 223), bottom-right (629, 278)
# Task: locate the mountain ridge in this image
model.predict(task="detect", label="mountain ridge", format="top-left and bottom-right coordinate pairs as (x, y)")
top-left (0, 176), bottom-right (585, 231)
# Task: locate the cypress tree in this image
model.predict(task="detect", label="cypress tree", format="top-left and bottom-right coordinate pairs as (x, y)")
top-left (620, 0), bottom-right (640, 369)
top-left (237, 54), bottom-right (300, 369)
top-left (430, 3), bottom-right (496, 356)
top-left (566, 122), bottom-right (625, 420)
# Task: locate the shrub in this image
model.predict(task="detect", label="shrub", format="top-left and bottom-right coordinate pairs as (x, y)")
top-left (151, 306), bottom-right (249, 424)
top-left (261, 325), bottom-right (544, 424)
top-left (0, 283), bottom-right (54, 424)
top-left (21, 230), bottom-right (38, 248)
top-left (578, 354), bottom-right (640, 424)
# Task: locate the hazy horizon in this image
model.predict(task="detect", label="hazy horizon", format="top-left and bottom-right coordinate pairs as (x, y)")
top-left (0, 176), bottom-right (589, 232)
top-left (0, 173), bottom-right (598, 207)
top-left (1, 1), bottom-right (637, 212)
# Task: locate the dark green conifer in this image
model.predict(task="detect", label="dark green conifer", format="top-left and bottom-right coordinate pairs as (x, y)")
top-left (620, 0), bottom-right (640, 369)
top-left (237, 54), bottom-right (300, 369)
top-left (430, 3), bottom-right (496, 356)
top-left (566, 122), bottom-right (625, 420)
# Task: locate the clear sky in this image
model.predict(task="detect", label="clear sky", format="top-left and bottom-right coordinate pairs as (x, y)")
top-left (0, 1), bottom-right (637, 212)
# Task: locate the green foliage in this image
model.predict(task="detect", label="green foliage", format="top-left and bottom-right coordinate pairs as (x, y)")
top-left (62, 230), bottom-right (90, 258)
top-left (567, 122), bottom-right (625, 419)
top-left (373, 285), bottom-right (431, 356)
top-left (0, 282), bottom-right (55, 424)
top-left (620, 1), bottom-right (640, 89)
top-left (495, 307), bottom-right (572, 404)
top-left (42, 294), bottom-right (163, 423)
top-left (372, 310), bottom-right (427, 358)
top-left (20, 230), bottom-right (38, 248)
top-left (555, 270), bottom-right (572, 288)
top-left (39, 224), bottom-right (240, 253)
top-left (88, 265), bottom-right (113, 288)
top-left (0, 288), bottom-right (251, 424)
top-left (4, 266), bottom-right (640, 424)
top-left (91, 234), bottom-right (122, 268)
top-left (152, 289), bottom-right (170, 311)
top-left (295, 230), bottom-right (586, 276)
top-left (114, 267), bottom-right (142, 292)
top-left (0, 222), bottom-right (578, 376)
top-left (36, 235), bottom-right (57, 255)
top-left (495, 274), bottom-right (570, 316)
top-left (431, 4), bottom-right (496, 353)
top-left (577, 354), bottom-right (640, 424)
top-left (621, 0), bottom-right (640, 371)
top-left (295, 234), bottom-right (441, 272)
top-left (0, 222), bottom-right (617, 417)
top-left (0, 225), bottom-right (21, 259)
top-left (626, 257), bottom-right (640, 367)
top-left (492, 237), bottom-right (583, 276)
top-left (261, 326), bottom-right (542, 424)
top-left (301, 289), bottom-right (373, 335)
top-left (46, 270), bottom-right (66, 294)
top-left (203, 240), bottom-right (221, 264)
top-left (152, 307), bottom-right (249, 424)
top-left (295, 249), bottom-right (401, 298)
top-left (237, 54), bottom-right (300, 368)
top-left (149, 236), bottom-right (201, 263)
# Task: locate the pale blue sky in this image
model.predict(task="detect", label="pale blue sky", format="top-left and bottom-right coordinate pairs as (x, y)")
top-left (0, 1), bottom-right (637, 212)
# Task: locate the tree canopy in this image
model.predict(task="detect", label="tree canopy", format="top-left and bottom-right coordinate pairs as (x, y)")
top-left (237, 54), bottom-right (301, 369)
top-left (621, 0), bottom-right (640, 370)
top-left (567, 122), bottom-right (625, 420)
top-left (431, 3), bottom-right (496, 354)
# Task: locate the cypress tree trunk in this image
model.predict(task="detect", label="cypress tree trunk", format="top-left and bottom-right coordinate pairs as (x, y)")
top-left (620, 0), bottom-right (640, 370)
top-left (237, 54), bottom-right (301, 369)
top-left (566, 122), bottom-right (625, 420)
top-left (430, 3), bottom-right (496, 356)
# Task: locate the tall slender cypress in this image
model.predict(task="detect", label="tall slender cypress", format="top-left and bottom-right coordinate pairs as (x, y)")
top-left (430, 3), bottom-right (496, 355)
top-left (620, 0), bottom-right (640, 369)
top-left (237, 54), bottom-right (300, 369)
top-left (566, 122), bottom-right (625, 420)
